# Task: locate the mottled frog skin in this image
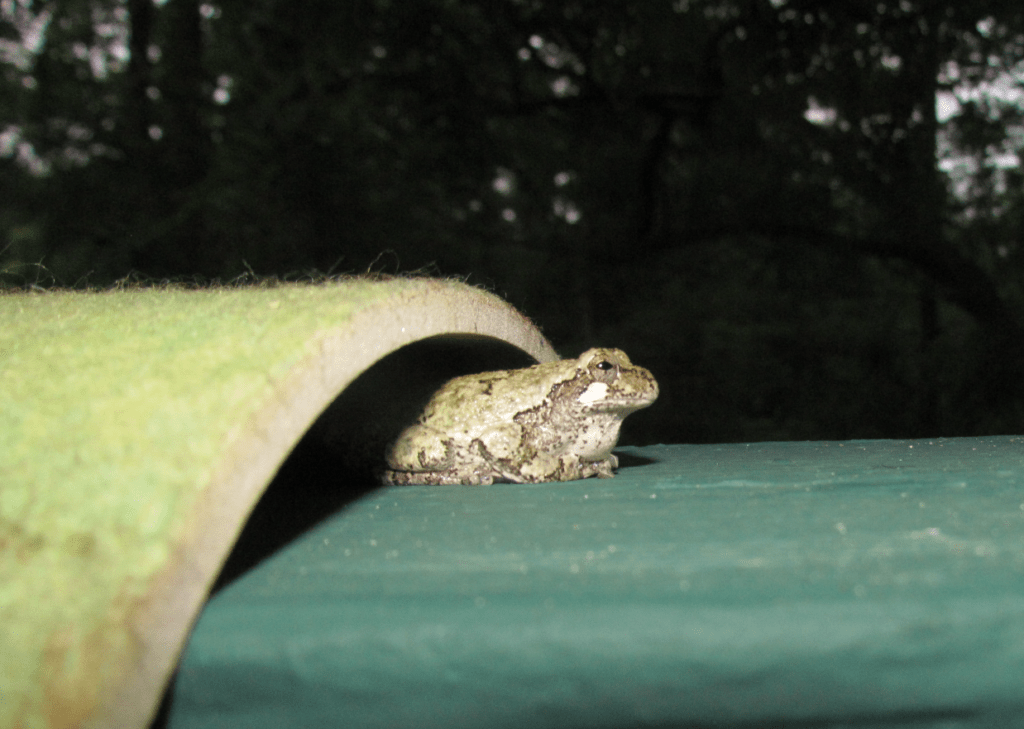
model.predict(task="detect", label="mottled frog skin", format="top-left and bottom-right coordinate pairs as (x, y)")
top-left (383, 348), bottom-right (658, 485)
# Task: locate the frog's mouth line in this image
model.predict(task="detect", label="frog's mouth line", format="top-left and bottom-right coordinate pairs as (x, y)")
top-left (585, 396), bottom-right (658, 412)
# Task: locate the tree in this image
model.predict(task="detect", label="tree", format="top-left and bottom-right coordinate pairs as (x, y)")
top-left (1, 0), bottom-right (1022, 440)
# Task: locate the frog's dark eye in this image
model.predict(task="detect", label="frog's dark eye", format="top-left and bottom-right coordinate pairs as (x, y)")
top-left (596, 360), bottom-right (613, 370)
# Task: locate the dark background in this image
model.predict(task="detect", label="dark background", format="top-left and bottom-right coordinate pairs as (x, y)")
top-left (2, 0), bottom-right (1023, 445)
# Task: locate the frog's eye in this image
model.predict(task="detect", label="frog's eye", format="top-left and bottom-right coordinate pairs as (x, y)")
top-left (593, 359), bottom-right (618, 383)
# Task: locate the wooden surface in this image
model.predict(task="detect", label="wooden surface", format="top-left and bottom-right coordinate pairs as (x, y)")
top-left (0, 279), bottom-right (556, 729)
top-left (170, 437), bottom-right (1024, 729)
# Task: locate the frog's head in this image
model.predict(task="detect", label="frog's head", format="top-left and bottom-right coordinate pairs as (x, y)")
top-left (574, 348), bottom-right (659, 414)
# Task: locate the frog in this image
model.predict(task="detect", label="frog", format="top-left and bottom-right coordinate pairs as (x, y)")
top-left (382, 347), bottom-right (658, 485)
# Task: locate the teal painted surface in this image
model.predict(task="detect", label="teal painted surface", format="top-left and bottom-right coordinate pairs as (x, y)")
top-left (171, 438), bottom-right (1024, 728)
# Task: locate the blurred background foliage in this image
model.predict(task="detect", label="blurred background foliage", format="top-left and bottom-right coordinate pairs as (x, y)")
top-left (2, 0), bottom-right (1023, 444)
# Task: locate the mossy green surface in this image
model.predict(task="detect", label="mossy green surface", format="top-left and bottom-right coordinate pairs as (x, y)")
top-left (0, 280), bottom-right (485, 728)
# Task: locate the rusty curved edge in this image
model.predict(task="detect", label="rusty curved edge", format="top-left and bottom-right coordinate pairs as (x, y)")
top-left (90, 281), bottom-right (557, 729)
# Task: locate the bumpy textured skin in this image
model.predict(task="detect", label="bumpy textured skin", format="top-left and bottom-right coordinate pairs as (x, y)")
top-left (383, 348), bottom-right (658, 485)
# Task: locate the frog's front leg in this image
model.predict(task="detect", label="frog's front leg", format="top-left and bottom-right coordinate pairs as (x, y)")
top-left (579, 453), bottom-right (618, 479)
top-left (473, 427), bottom-right (590, 483)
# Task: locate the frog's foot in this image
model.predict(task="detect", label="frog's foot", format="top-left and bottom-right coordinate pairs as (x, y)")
top-left (580, 455), bottom-right (618, 479)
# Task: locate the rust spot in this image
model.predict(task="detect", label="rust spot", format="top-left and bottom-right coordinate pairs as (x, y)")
top-left (42, 625), bottom-right (103, 728)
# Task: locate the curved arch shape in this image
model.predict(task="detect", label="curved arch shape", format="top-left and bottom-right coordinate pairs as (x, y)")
top-left (0, 279), bottom-right (556, 729)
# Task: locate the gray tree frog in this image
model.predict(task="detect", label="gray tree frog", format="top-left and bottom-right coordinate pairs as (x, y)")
top-left (383, 348), bottom-right (658, 485)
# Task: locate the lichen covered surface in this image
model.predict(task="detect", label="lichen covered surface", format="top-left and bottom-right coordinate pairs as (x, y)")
top-left (0, 279), bottom-right (545, 729)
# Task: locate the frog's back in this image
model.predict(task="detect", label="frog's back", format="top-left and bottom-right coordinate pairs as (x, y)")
top-left (419, 362), bottom-right (565, 433)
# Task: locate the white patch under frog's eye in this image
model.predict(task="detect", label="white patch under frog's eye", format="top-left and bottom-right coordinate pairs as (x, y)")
top-left (578, 381), bottom-right (609, 404)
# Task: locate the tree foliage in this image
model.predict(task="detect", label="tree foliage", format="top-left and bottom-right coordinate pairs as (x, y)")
top-left (2, 0), bottom-right (1023, 442)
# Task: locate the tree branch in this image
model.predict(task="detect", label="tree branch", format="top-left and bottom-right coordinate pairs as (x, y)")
top-left (687, 222), bottom-right (1023, 336)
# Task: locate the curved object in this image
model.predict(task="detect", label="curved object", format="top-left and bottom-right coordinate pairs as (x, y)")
top-left (0, 279), bottom-right (557, 729)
